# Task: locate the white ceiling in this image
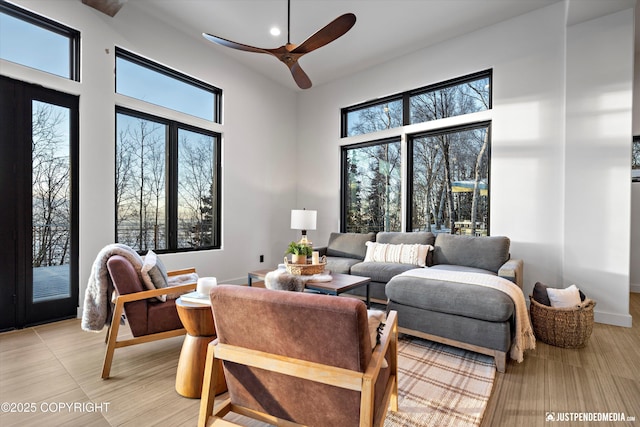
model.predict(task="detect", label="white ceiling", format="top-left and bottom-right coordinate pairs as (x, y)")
top-left (124, 0), bottom-right (636, 91)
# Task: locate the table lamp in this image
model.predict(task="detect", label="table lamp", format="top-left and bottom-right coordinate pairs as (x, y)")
top-left (290, 209), bottom-right (317, 246)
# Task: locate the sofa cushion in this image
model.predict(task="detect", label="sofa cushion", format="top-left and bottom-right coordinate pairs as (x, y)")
top-left (386, 301), bottom-right (511, 353)
top-left (385, 275), bottom-right (514, 323)
top-left (363, 242), bottom-right (432, 267)
top-left (326, 232), bottom-right (375, 260)
top-left (324, 256), bottom-right (362, 274)
top-left (376, 231), bottom-right (435, 246)
top-left (432, 234), bottom-right (510, 273)
top-left (351, 262), bottom-right (419, 284)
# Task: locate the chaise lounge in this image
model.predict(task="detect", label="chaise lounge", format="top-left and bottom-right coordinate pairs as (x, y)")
top-left (317, 231), bottom-right (526, 371)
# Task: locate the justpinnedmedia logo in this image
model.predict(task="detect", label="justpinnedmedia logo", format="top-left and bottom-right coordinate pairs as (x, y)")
top-left (545, 411), bottom-right (635, 422)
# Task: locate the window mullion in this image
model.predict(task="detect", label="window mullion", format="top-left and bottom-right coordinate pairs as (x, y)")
top-left (167, 123), bottom-right (179, 250)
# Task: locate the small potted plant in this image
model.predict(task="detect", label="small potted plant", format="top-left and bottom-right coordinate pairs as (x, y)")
top-left (285, 241), bottom-right (312, 264)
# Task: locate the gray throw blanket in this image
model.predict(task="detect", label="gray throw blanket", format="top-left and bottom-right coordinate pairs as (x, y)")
top-left (264, 269), bottom-right (308, 292)
top-left (81, 244), bottom-right (143, 332)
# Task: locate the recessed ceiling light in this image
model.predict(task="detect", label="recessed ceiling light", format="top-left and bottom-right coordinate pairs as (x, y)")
top-left (270, 27), bottom-right (281, 36)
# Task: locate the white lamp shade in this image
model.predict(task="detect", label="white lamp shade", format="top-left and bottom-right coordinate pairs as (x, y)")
top-left (290, 209), bottom-right (317, 230)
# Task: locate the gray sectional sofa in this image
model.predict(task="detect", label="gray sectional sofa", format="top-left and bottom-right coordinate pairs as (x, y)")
top-left (315, 231), bottom-right (524, 372)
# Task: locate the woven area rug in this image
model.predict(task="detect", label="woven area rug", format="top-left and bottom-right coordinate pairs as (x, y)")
top-left (384, 336), bottom-right (496, 427)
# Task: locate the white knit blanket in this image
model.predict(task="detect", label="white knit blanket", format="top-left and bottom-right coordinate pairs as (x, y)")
top-left (398, 268), bottom-right (536, 363)
top-left (81, 244), bottom-right (144, 332)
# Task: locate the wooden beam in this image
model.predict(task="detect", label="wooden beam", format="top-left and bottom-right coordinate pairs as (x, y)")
top-left (81, 0), bottom-right (127, 17)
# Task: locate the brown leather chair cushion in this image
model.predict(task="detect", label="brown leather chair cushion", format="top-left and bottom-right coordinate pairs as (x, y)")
top-left (107, 255), bottom-right (182, 337)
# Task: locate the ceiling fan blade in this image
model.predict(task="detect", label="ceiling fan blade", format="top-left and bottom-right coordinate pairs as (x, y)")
top-left (288, 61), bottom-right (312, 89)
top-left (202, 33), bottom-right (270, 54)
top-left (291, 13), bottom-right (356, 54)
top-left (81, 0), bottom-right (126, 17)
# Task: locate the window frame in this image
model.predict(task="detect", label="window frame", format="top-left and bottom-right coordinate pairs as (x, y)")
top-left (0, 1), bottom-right (80, 81)
top-left (340, 137), bottom-right (402, 233)
top-left (115, 47), bottom-right (222, 123)
top-left (340, 94), bottom-right (404, 138)
top-left (406, 121), bottom-right (492, 235)
top-left (340, 69), bottom-right (491, 138)
top-left (114, 106), bottom-right (222, 253)
top-left (340, 70), bottom-right (493, 235)
top-left (633, 135), bottom-right (640, 182)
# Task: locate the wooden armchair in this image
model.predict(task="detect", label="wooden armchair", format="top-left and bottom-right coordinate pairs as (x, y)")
top-left (198, 285), bottom-right (398, 427)
top-left (101, 255), bottom-right (197, 379)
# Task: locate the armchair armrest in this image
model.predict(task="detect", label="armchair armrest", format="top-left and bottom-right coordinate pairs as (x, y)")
top-left (168, 267), bottom-right (196, 277)
top-left (498, 259), bottom-right (523, 289)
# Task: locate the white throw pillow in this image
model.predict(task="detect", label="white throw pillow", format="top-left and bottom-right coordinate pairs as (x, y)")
top-left (364, 242), bottom-right (433, 267)
top-left (547, 284), bottom-right (582, 308)
top-left (141, 250), bottom-right (170, 301)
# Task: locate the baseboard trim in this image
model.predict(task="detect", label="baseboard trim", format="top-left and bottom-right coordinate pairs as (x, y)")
top-left (594, 309), bottom-right (632, 328)
top-left (631, 283), bottom-right (640, 293)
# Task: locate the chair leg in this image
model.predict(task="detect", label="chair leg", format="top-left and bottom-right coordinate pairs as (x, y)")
top-left (101, 301), bottom-right (124, 379)
top-left (198, 342), bottom-right (218, 427)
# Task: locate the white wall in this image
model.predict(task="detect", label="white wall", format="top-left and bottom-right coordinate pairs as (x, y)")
top-left (297, 2), bottom-right (635, 326)
top-left (564, 9), bottom-right (634, 325)
top-left (2, 0), bottom-right (300, 314)
top-left (632, 28), bottom-right (640, 292)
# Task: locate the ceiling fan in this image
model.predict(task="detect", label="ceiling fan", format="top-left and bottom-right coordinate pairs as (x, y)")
top-left (202, 0), bottom-right (356, 89)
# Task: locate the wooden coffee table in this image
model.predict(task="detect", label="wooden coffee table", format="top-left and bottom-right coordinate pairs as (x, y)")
top-left (248, 269), bottom-right (371, 307)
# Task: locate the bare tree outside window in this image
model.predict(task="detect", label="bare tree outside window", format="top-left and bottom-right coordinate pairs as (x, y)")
top-left (115, 113), bottom-right (167, 251)
top-left (115, 110), bottom-right (220, 252)
top-left (32, 101), bottom-right (71, 267)
top-left (410, 77), bottom-right (489, 123)
top-left (411, 125), bottom-right (489, 236)
top-left (177, 129), bottom-right (216, 249)
top-left (345, 99), bottom-right (402, 137)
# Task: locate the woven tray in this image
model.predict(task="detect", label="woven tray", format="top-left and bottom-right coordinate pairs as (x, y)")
top-left (284, 256), bottom-right (327, 275)
top-left (529, 295), bottom-right (596, 348)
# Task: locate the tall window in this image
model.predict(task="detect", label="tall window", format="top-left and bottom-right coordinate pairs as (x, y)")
top-left (0, 2), bottom-right (80, 80)
top-left (341, 70), bottom-right (491, 234)
top-left (114, 50), bottom-right (222, 253)
top-left (342, 139), bottom-right (402, 233)
top-left (409, 123), bottom-right (490, 236)
top-left (116, 109), bottom-right (221, 252)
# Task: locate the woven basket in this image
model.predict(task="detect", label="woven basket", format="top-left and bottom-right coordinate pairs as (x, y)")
top-left (529, 295), bottom-right (596, 348)
top-left (284, 256), bottom-right (327, 275)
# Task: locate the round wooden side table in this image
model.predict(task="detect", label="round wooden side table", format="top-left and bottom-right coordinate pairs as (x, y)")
top-left (175, 297), bottom-right (227, 398)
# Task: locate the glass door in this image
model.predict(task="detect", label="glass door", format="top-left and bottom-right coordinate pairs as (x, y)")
top-left (0, 76), bottom-right (78, 330)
